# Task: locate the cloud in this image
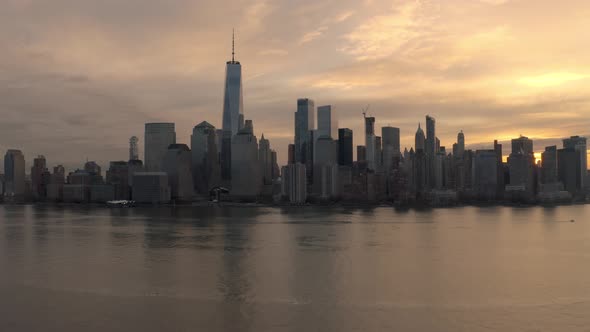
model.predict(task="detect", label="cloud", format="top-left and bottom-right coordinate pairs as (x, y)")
top-left (298, 26), bottom-right (328, 45)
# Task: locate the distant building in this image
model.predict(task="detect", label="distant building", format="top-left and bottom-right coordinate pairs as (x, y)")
top-left (144, 123), bottom-right (176, 172)
top-left (364, 115), bottom-right (376, 170)
top-left (415, 124), bottom-right (425, 152)
top-left (191, 121), bottom-right (221, 196)
top-left (456, 131), bottom-right (465, 158)
top-left (162, 144), bottom-right (194, 201)
top-left (294, 98), bottom-right (315, 165)
top-left (282, 163), bottom-right (307, 204)
top-left (508, 137), bottom-right (535, 198)
top-left (338, 128), bottom-right (353, 166)
top-left (63, 184), bottom-right (89, 203)
top-left (129, 136), bottom-right (139, 161)
top-left (4, 150), bottom-right (25, 198)
top-left (132, 172), bottom-right (171, 204)
top-left (106, 161), bottom-right (130, 200)
top-left (89, 185), bottom-right (115, 203)
top-left (313, 136), bottom-right (339, 198)
top-left (473, 150), bottom-right (498, 200)
top-left (382, 126), bottom-right (400, 173)
top-left (357, 146), bottom-right (367, 163)
top-left (84, 161), bottom-right (104, 184)
top-left (317, 105), bottom-right (338, 139)
top-left (541, 146), bottom-right (558, 184)
top-left (31, 155), bottom-right (50, 200)
top-left (231, 120), bottom-right (261, 199)
top-left (288, 144), bottom-right (296, 165)
top-left (220, 35), bottom-right (245, 181)
top-left (557, 148), bottom-right (579, 195)
top-left (563, 136), bottom-right (587, 189)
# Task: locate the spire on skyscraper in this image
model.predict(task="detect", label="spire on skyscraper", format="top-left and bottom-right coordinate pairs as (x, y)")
top-left (232, 28), bottom-right (235, 63)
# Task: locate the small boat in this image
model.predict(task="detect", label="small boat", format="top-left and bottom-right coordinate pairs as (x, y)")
top-left (107, 200), bottom-right (135, 208)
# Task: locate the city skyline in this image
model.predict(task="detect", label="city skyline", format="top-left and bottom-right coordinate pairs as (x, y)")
top-left (2, 0), bottom-right (590, 168)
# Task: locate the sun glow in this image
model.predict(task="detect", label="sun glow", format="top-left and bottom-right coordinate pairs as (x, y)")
top-left (518, 72), bottom-right (587, 88)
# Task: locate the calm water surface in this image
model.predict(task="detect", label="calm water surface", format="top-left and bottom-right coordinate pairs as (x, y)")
top-left (1, 204), bottom-right (590, 331)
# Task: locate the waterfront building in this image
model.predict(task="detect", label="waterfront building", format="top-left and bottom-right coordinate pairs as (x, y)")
top-left (557, 148), bottom-right (579, 195)
top-left (4, 149), bottom-right (25, 199)
top-left (144, 122), bottom-right (176, 172)
top-left (132, 172), bottom-right (171, 204)
top-left (382, 126), bottom-right (400, 173)
top-left (162, 144), bottom-right (194, 201)
top-left (106, 161), bottom-right (130, 200)
top-left (563, 136), bottom-right (587, 189)
top-left (231, 120), bottom-right (261, 199)
top-left (473, 150), bottom-right (498, 200)
top-left (191, 121), bottom-right (221, 196)
top-left (31, 155), bottom-right (50, 200)
top-left (294, 98), bottom-right (315, 165)
top-left (313, 136), bottom-right (339, 198)
top-left (281, 163), bottom-right (307, 204)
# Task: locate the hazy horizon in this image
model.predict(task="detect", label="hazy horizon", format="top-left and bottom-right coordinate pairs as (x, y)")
top-left (2, 0), bottom-right (590, 171)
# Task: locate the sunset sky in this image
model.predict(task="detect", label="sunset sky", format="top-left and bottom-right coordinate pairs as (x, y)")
top-left (1, 0), bottom-right (590, 169)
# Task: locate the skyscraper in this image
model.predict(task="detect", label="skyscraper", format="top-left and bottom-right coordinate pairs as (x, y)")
top-left (415, 124), bottom-right (425, 152)
top-left (231, 119), bottom-right (261, 199)
top-left (426, 116), bottom-right (436, 156)
top-left (191, 121), bottom-right (220, 196)
top-left (473, 150), bottom-right (498, 200)
top-left (541, 145), bottom-right (558, 184)
top-left (456, 131), bottom-right (465, 157)
top-left (163, 144), bottom-right (194, 201)
top-left (221, 31), bottom-right (245, 181)
top-left (364, 115), bottom-right (376, 170)
top-left (563, 136), bottom-right (587, 189)
top-left (31, 155), bottom-right (49, 200)
top-left (294, 98), bottom-right (315, 164)
top-left (144, 123), bottom-right (176, 172)
top-left (4, 149), bottom-right (25, 198)
top-left (317, 105), bottom-right (338, 139)
top-left (129, 136), bottom-right (139, 161)
top-left (382, 126), bottom-right (400, 172)
top-left (338, 128), bottom-right (353, 166)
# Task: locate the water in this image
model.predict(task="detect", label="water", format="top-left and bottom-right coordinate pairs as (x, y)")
top-left (1, 204), bottom-right (590, 331)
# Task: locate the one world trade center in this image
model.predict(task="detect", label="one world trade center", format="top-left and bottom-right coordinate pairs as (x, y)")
top-left (221, 30), bottom-right (244, 180)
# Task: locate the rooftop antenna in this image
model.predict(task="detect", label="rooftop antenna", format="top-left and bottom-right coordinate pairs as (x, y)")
top-left (232, 28), bottom-right (235, 63)
top-left (362, 104), bottom-right (371, 118)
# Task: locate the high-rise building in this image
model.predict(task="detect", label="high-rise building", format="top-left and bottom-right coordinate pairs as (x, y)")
top-left (456, 131), bottom-right (465, 157)
top-left (557, 148), bottom-right (578, 194)
top-left (382, 126), bottom-right (400, 172)
top-left (317, 105), bottom-right (338, 139)
top-left (222, 31), bottom-right (245, 138)
top-left (144, 123), bottom-right (176, 172)
top-left (364, 115), bottom-right (376, 170)
top-left (132, 172), bottom-right (171, 203)
top-left (294, 98), bottom-right (315, 164)
top-left (31, 155), bottom-right (49, 200)
top-left (106, 161), bottom-right (130, 200)
top-left (357, 146), bottom-right (367, 162)
top-left (221, 32), bottom-right (245, 181)
top-left (338, 128), bottom-right (353, 166)
top-left (426, 116), bottom-right (436, 156)
top-left (129, 136), bottom-right (139, 161)
top-left (473, 150), bottom-right (498, 200)
top-left (4, 149), bottom-right (25, 198)
top-left (259, 134), bottom-right (274, 185)
top-left (494, 140), bottom-right (504, 196)
top-left (511, 135), bottom-right (533, 155)
top-left (563, 136), bottom-right (587, 189)
top-left (288, 144), bottom-right (295, 165)
top-left (191, 121), bottom-right (220, 196)
top-left (415, 124), bottom-right (425, 152)
top-left (162, 144), bottom-right (194, 201)
top-left (313, 136), bottom-right (338, 197)
top-left (231, 119), bottom-right (261, 198)
top-left (281, 163), bottom-right (307, 204)
top-left (541, 146), bottom-right (558, 184)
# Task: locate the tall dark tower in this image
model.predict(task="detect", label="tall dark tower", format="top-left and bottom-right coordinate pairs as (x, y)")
top-left (221, 30), bottom-right (244, 180)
